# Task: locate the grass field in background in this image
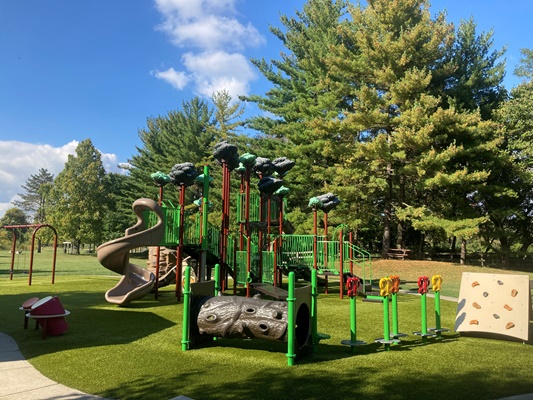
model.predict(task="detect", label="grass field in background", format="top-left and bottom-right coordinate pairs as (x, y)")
top-left (1, 248), bottom-right (533, 400)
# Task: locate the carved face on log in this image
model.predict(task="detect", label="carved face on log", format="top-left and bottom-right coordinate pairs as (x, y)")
top-left (197, 296), bottom-right (288, 342)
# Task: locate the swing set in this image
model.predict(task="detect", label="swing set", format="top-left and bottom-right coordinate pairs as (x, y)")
top-left (3, 224), bottom-right (58, 286)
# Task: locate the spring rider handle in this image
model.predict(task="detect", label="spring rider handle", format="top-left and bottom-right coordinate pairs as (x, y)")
top-left (346, 276), bottom-right (361, 298)
top-left (417, 276), bottom-right (430, 294)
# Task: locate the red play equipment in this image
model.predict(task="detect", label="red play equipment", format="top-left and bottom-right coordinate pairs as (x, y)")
top-left (3, 224), bottom-right (58, 286)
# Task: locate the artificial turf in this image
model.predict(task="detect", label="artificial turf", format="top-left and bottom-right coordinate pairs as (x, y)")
top-left (1, 250), bottom-right (532, 400)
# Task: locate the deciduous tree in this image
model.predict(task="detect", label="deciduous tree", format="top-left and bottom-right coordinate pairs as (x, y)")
top-left (47, 139), bottom-right (107, 253)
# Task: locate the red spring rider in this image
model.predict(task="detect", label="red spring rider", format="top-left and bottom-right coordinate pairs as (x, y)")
top-left (414, 276), bottom-right (436, 341)
top-left (341, 276), bottom-right (366, 352)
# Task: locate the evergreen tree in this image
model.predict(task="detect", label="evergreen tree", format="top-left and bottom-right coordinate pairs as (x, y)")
top-left (441, 17), bottom-right (507, 119)
top-left (489, 54), bottom-right (533, 258)
top-left (13, 168), bottom-right (54, 223)
top-left (242, 0), bottom-right (350, 220)
top-left (47, 139), bottom-right (108, 253)
top-left (125, 97), bottom-right (214, 205)
top-left (514, 48), bottom-right (533, 81)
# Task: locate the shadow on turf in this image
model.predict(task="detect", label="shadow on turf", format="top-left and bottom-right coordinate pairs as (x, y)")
top-left (2, 290), bottom-right (178, 356)
top-left (96, 355), bottom-right (531, 400)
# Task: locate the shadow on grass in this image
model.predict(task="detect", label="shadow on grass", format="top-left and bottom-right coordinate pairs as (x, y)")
top-left (97, 361), bottom-right (533, 400)
top-left (1, 290), bottom-right (177, 357)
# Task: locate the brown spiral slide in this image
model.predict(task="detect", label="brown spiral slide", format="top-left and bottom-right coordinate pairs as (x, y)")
top-left (97, 198), bottom-right (165, 305)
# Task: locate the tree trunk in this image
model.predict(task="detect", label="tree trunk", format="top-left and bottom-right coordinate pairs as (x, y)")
top-left (418, 232), bottom-right (425, 258)
top-left (74, 240), bottom-right (81, 255)
top-left (450, 235), bottom-right (456, 261)
top-left (381, 169), bottom-right (393, 257)
top-left (396, 222), bottom-right (404, 249)
top-left (460, 238), bottom-right (467, 265)
top-left (381, 198), bottom-right (392, 257)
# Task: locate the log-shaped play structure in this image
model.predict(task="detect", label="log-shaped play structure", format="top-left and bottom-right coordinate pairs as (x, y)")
top-left (182, 266), bottom-right (313, 366)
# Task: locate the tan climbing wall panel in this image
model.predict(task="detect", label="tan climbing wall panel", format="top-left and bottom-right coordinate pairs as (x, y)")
top-left (455, 272), bottom-right (530, 341)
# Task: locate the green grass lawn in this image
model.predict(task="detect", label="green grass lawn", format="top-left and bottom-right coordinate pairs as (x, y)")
top-left (1, 248), bottom-right (533, 400)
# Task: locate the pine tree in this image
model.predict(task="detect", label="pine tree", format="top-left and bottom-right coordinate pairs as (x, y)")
top-left (440, 17), bottom-right (507, 119)
top-left (125, 97), bottom-right (214, 205)
top-left (242, 0), bottom-right (350, 219)
top-left (13, 168), bottom-right (54, 223)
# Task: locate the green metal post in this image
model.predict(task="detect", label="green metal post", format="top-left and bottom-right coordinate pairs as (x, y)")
top-left (421, 292), bottom-right (428, 340)
top-left (434, 290), bottom-right (442, 337)
top-left (350, 295), bottom-right (357, 353)
top-left (214, 263), bottom-right (221, 295)
top-left (287, 271), bottom-right (296, 366)
top-left (181, 266), bottom-right (191, 351)
top-left (311, 268), bottom-right (318, 353)
top-left (392, 292), bottom-right (399, 336)
top-left (383, 296), bottom-right (390, 350)
top-left (200, 165), bottom-right (209, 281)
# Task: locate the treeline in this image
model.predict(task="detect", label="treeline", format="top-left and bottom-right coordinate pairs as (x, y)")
top-left (3, 0), bottom-right (533, 267)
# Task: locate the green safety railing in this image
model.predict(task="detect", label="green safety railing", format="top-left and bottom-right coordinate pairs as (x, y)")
top-left (278, 234), bottom-right (372, 287)
top-left (343, 242), bottom-right (372, 289)
top-left (144, 205), bottom-right (372, 289)
top-left (236, 193), bottom-right (287, 223)
top-left (278, 234), bottom-right (318, 268)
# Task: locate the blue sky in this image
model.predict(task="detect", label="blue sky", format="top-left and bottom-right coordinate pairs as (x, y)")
top-left (1, 0), bottom-right (531, 218)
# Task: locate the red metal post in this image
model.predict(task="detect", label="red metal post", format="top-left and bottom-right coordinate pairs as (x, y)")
top-left (155, 185), bottom-right (164, 299)
top-left (349, 231), bottom-right (354, 275)
top-left (245, 167), bottom-right (251, 297)
top-left (323, 212), bottom-right (328, 268)
top-left (176, 184), bottom-right (186, 300)
top-left (313, 208), bottom-right (318, 270)
top-left (339, 229), bottom-right (344, 299)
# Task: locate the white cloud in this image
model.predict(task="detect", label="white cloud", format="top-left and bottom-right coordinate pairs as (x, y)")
top-left (183, 50), bottom-right (256, 98)
top-left (155, 0), bottom-right (238, 24)
top-left (160, 14), bottom-right (264, 51)
top-left (152, 67), bottom-right (190, 90)
top-left (153, 0), bottom-right (264, 98)
top-left (0, 140), bottom-right (124, 219)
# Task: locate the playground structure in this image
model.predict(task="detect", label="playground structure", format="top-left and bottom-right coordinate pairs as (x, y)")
top-left (96, 142), bottom-right (373, 305)
top-left (2, 224), bottom-right (58, 286)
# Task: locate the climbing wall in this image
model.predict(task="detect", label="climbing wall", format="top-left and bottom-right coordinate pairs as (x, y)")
top-left (455, 272), bottom-right (530, 341)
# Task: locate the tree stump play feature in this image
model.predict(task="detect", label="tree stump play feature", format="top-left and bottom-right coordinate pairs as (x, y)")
top-left (197, 296), bottom-right (289, 341)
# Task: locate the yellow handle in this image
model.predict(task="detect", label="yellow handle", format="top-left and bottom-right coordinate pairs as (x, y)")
top-left (379, 277), bottom-right (392, 297)
top-left (432, 275), bottom-right (443, 292)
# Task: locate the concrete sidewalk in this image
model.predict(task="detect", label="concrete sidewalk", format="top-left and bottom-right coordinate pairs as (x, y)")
top-left (0, 332), bottom-right (108, 400)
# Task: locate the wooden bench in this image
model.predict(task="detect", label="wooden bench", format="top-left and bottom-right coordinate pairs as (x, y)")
top-left (386, 248), bottom-right (411, 260)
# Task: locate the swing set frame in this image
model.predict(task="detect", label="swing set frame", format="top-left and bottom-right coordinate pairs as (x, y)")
top-left (3, 224), bottom-right (58, 286)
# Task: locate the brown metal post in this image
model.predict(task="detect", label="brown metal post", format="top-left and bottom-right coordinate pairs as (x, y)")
top-left (28, 224), bottom-right (58, 286)
top-left (51, 232), bottom-right (57, 284)
top-left (9, 230), bottom-right (16, 280)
